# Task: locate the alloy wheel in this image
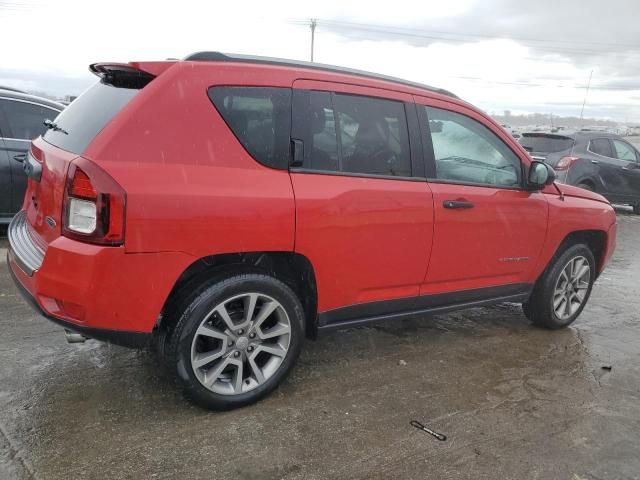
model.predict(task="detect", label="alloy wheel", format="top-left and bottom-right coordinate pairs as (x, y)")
top-left (552, 256), bottom-right (591, 320)
top-left (190, 293), bottom-right (291, 395)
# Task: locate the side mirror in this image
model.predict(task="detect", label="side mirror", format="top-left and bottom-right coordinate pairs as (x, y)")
top-left (527, 161), bottom-right (556, 190)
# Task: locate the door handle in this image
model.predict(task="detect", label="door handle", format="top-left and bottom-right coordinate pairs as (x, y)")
top-left (622, 165), bottom-right (632, 170)
top-left (12, 153), bottom-right (27, 163)
top-left (443, 200), bottom-right (474, 209)
top-left (590, 160), bottom-right (599, 164)
top-left (290, 139), bottom-right (304, 167)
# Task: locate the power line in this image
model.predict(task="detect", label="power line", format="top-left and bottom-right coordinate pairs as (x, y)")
top-left (448, 76), bottom-right (640, 91)
top-left (312, 18), bottom-right (640, 50)
top-left (289, 18), bottom-right (640, 59)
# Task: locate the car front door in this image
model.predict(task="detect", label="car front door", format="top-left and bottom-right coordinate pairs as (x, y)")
top-left (612, 138), bottom-right (640, 204)
top-left (0, 97), bottom-right (61, 215)
top-left (415, 98), bottom-right (548, 296)
top-left (290, 80), bottom-right (434, 325)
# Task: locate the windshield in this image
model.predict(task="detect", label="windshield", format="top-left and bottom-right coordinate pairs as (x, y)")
top-left (43, 81), bottom-right (139, 154)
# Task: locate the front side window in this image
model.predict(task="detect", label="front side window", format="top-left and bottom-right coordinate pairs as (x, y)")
top-left (0, 99), bottom-right (60, 140)
top-left (296, 91), bottom-right (412, 177)
top-left (422, 106), bottom-right (521, 188)
top-left (209, 86), bottom-right (292, 169)
top-left (613, 139), bottom-right (638, 162)
top-left (589, 138), bottom-right (614, 158)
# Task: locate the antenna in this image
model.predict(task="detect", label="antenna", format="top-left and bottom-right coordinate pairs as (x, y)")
top-left (579, 69), bottom-right (593, 126)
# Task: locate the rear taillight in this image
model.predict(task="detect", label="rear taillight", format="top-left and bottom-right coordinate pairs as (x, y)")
top-left (62, 158), bottom-right (125, 245)
top-left (555, 156), bottom-right (579, 171)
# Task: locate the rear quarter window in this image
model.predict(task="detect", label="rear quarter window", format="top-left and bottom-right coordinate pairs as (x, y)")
top-left (208, 86), bottom-right (292, 170)
top-left (43, 82), bottom-right (139, 154)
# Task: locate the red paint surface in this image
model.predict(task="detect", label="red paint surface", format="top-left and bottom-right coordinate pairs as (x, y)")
top-left (8, 59), bottom-right (617, 334)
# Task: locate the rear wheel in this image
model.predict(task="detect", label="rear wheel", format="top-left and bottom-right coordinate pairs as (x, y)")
top-left (523, 244), bottom-right (595, 329)
top-left (165, 272), bottom-right (305, 410)
top-left (577, 182), bottom-right (594, 192)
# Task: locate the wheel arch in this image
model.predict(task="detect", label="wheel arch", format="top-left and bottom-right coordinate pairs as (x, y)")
top-left (158, 251), bottom-right (319, 339)
top-left (575, 178), bottom-right (596, 191)
top-left (552, 229), bottom-right (607, 276)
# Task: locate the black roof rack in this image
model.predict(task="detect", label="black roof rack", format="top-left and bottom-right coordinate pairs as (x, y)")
top-left (184, 51), bottom-right (457, 99)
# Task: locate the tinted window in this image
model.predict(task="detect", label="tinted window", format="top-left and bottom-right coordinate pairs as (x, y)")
top-left (519, 134), bottom-right (574, 153)
top-left (334, 94), bottom-right (411, 176)
top-left (423, 107), bottom-right (521, 187)
top-left (297, 92), bottom-right (411, 177)
top-left (589, 138), bottom-right (614, 158)
top-left (209, 87), bottom-right (292, 169)
top-left (43, 82), bottom-right (138, 154)
top-left (304, 91), bottom-right (339, 170)
top-left (0, 99), bottom-right (60, 140)
top-left (613, 140), bottom-right (638, 162)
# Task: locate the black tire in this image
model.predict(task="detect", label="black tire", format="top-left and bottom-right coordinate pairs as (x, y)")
top-left (523, 243), bottom-right (595, 329)
top-left (164, 272), bottom-right (305, 410)
top-left (577, 183), bottom-right (594, 192)
top-left (633, 203), bottom-right (640, 215)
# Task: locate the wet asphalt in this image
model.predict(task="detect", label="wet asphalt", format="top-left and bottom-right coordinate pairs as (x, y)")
top-left (0, 211), bottom-right (639, 480)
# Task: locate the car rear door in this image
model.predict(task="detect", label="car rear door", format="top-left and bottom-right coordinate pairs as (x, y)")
top-left (589, 137), bottom-right (633, 202)
top-left (0, 107), bottom-right (12, 216)
top-left (414, 97), bottom-right (548, 296)
top-left (612, 138), bottom-right (640, 203)
top-left (0, 97), bottom-right (61, 214)
top-left (289, 80), bottom-right (434, 323)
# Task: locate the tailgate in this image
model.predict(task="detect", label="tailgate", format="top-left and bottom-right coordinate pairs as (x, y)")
top-left (23, 137), bottom-right (77, 246)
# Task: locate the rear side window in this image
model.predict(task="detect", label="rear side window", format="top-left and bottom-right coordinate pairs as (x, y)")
top-left (43, 82), bottom-right (139, 154)
top-left (208, 87), bottom-right (292, 169)
top-left (589, 138), bottom-right (614, 158)
top-left (0, 99), bottom-right (60, 140)
top-left (519, 134), bottom-right (574, 153)
top-left (294, 91), bottom-right (411, 177)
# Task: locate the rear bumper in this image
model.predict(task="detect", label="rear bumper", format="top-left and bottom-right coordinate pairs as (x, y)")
top-left (8, 257), bottom-right (150, 348)
top-left (7, 211), bottom-right (195, 345)
top-left (7, 211), bottom-right (46, 276)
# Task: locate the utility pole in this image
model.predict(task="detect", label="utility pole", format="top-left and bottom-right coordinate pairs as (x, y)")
top-left (310, 18), bottom-right (317, 62)
top-left (579, 70), bottom-right (594, 126)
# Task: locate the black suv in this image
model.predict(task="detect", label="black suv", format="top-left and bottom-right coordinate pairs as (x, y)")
top-left (0, 89), bottom-right (64, 224)
top-left (519, 131), bottom-right (640, 213)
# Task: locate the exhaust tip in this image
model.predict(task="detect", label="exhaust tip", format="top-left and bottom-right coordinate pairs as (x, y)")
top-left (64, 329), bottom-right (87, 344)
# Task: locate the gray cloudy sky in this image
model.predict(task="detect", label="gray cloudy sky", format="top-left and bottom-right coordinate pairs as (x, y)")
top-left (1, 0), bottom-right (639, 122)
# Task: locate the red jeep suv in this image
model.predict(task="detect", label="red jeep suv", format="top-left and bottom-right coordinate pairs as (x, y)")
top-left (7, 52), bottom-right (617, 409)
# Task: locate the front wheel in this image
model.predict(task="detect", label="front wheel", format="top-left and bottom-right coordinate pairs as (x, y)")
top-left (523, 244), bottom-right (595, 329)
top-left (165, 273), bottom-right (305, 410)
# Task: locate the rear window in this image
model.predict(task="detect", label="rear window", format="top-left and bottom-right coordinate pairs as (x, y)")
top-left (43, 82), bottom-right (139, 154)
top-left (519, 134), bottom-right (574, 153)
top-left (208, 86), bottom-right (292, 169)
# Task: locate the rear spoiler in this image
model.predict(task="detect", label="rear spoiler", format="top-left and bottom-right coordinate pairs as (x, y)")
top-left (521, 132), bottom-right (574, 140)
top-left (89, 61), bottom-right (175, 88)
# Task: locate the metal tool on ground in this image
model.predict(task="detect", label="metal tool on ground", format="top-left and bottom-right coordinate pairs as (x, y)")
top-left (410, 420), bottom-right (447, 441)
